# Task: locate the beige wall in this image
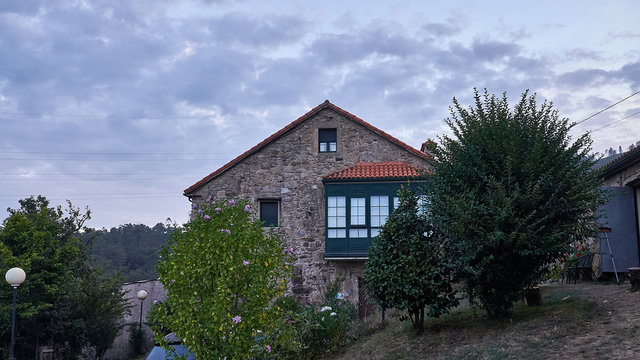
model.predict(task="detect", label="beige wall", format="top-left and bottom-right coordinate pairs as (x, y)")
top-left (103, 279), bottom-right (166, 360)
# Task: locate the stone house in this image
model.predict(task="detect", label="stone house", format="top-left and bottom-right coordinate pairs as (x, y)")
top-left (599, 146), bottom-right (640, 274)
top-left (183, 100), bottom-right (431, 305)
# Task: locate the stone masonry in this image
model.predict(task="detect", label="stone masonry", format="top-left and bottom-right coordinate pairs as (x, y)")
top-left (185, 102), bottom-right (431, 305)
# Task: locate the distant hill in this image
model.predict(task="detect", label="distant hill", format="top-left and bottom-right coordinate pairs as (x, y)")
top-left (82, 223), bottom-right (177, 282)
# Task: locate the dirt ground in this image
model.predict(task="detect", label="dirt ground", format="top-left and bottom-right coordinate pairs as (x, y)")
top-left (553, 282), bottom-right (640, 359)
top-left (331, 281), bottom-right (640, 360)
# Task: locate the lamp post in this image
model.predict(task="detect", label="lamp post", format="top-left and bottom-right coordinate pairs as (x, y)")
top-left (136, 290), bottom-right (148, 332)
top-left (5, 267), bottom-right (26, 360)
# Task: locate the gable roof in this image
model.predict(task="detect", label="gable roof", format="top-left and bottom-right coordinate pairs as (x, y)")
top-left (322, 161), bottom-right (424, 181)
top-left (184, 100), bottom-right (429, 196)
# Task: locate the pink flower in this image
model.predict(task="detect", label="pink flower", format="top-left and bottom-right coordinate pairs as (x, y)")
top-left (191, 203), bottom-right (197, 209)
top-left (232, 315), bottom-right (241, 324)
top-left (242, 260), bottom-right (249, 266)
top-left (265, 345), bottom-right (271, 353)
top-left (204, 215), bottom-right (210, 221)
top-left (215, 207), bottom-right (221, 212)
top-left (229, 200), bottom-right (236, 206)
top-left (244, 204), bottom-right (251, 212)
top-left (225, 229), bottom-right (231, 234)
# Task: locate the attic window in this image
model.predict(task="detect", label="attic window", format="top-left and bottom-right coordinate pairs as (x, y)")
top-left (319, 128), bottom-right (337, 153)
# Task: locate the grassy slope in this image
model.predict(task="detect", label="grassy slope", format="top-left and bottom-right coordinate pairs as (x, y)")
top-left (330, 283), bottom-right (640, 360)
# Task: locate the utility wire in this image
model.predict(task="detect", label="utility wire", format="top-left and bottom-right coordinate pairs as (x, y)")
top-left (575, 89), bottom-right (640, 126)
top-left (587, 110), bottom-right (640, 134)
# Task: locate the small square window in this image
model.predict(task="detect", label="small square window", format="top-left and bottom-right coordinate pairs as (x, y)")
top-left (319, 128), bottom-right (337, 153)
top-left (260, 201), bottom-right (279, 227)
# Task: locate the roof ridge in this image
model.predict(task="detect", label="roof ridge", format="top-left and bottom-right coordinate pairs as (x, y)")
top-left (184, 102), bottom-right (428, 195)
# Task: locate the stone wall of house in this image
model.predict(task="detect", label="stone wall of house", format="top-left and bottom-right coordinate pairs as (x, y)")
top-left (103, 279), bottom-right (166, 360)
top-left (189, 107), bottom-right (431, 305)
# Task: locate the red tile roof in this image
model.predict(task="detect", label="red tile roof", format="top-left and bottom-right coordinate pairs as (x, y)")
top-left (184, 100), bottom-right (429, 195)
top-left (323, 161), bottom-right (424, 181)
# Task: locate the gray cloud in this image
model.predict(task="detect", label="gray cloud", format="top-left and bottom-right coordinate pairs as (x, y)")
top-left (1, 0), bottom-right (638, 228)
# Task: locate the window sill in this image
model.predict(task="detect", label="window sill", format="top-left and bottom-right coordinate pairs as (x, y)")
top-left (324, 256), bottom-right (368, 260)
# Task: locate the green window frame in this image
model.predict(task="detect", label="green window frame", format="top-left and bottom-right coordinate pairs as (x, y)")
top-left (324, 181), bottom-right (424, 258)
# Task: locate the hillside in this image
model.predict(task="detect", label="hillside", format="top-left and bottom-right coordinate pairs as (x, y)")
top-left (82, 223), bottom-right (176, 282)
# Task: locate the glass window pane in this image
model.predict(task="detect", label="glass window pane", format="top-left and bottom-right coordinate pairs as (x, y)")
top-left (328, 229), bottom-right (336, 238)
top-left (371, 217), bottom-right (379, 227)
top-left (329, 142), bottom-right (337, 152)
top-left (337, 218), bottom-right (346, 227)
top-left (337, 197), bottom-right (346, 206)
top-left (260, 201), bottom-right (279, 227)
top-left (336, 229), bottom-right (346, 238)
top-left (328, 218), bottom-right (337, 228)
top-left (351, 197), bottom-right (366, 225)
top-left (320, 143), bottom-right (327, 152)
top-left (328, 197), bottom-right (336, 207)
top-left (371, 228), bottom-right (380, 237)
top-left (393, 197), bottom-right (399, 209)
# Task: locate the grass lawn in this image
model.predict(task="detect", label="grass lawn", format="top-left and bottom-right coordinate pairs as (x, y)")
top-left (329, 282), bottom-right (640, 360)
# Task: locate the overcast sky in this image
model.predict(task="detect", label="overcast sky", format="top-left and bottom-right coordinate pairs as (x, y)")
top-left (1, 0), bottom-right (639, 229)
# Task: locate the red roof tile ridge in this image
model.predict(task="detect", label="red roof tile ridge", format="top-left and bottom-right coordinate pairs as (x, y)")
top-left (322, 161), bottom-right (423, 180)
top-left (184, 102), bottom-right (428, 195)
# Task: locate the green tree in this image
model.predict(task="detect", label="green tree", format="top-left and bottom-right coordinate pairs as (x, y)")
top-left (154, 198), bottom-right (293, 359)
top-left (428, 89), bottom-right (605, 318)
top-left (0, 196), bottom-right (128, 358)
top-left (84, 222), bottom-right (176, 282)
top-left (364, 188), bottom-right (458, 333)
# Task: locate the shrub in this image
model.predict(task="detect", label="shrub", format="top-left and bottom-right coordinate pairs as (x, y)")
top-left (428, 89), bottom-right (606, 318)
top-left (365, 187), bottom-right (459, 333)
top-left (154, 197), bottom-right (294, 359)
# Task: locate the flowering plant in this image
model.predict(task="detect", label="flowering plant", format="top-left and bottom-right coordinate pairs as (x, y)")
top-left (154, 197), bottom-right (294, 359)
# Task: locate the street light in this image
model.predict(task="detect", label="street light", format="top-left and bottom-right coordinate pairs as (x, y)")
top-left (136, 290), bottom-right (148, 332)
top-left (5, 267), bottom-right (26, 360)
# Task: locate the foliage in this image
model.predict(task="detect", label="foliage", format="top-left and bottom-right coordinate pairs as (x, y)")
top-left (146, 300), bottom-right (173, 338)
top-left (153, 198), bottom-right (294, 359)
top-left (256, 282), bottom-right (357, 360)
top-left (428, 89), bottom-right (606, 318)
top-left (83, 222), bottom-right (177, 282)
top-left (0, 196), bottom-right (129, 359)
top-left (130, 326), bottom-right (145, 357)
top-left (364, 187), bottom-right (458, 333)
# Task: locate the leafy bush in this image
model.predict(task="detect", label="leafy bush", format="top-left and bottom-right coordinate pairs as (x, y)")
top-left (153, 198), bottom-right (294, 359)
top-left (256, 281), bottom-right (357, 359)
top-left (365, 187), bottom-right (459, 333)
top-left (428, 89), bottom-right (606, 318)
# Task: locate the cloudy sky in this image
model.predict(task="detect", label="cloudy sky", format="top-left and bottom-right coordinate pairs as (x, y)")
top-left (1, 0), bottom-right (639, 229)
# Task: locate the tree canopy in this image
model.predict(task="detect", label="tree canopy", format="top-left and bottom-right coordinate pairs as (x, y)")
top-left (83, 222), bottom-right (176, 282)
top-left (0, 196), bottom-right (129, 359)
top-left (428, 89), bottom-right (605, 318)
